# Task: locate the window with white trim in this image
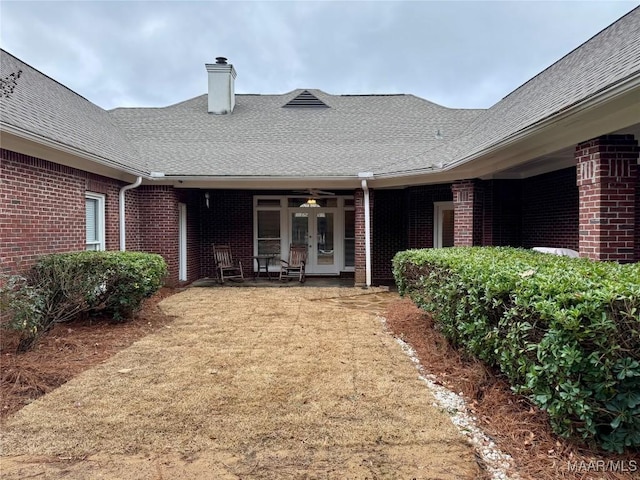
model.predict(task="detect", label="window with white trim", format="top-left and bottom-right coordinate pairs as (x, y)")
top-left (85, 193), bottom-right (105, 251)
top-left (255, 198), bottom-right (284, 267)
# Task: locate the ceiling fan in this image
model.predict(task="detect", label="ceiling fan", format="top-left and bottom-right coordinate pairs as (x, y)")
top-left (293, 188), bottom-right (336, 198)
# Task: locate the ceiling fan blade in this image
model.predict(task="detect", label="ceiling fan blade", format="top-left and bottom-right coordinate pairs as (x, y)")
top-left (310, 189), bottom-right (336, 196)
top-left (292, 188), bottom-right (336, 197)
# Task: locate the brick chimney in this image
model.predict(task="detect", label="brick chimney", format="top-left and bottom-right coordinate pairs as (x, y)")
top-left (205, 57), bottom-right (236, 114)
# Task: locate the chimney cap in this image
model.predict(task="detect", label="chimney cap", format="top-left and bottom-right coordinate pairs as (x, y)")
top-left (215, 57), bottom-right (228, 65)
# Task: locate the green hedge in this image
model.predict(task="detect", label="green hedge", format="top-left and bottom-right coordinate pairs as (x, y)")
top-left (393, 247), bottom-right (640, 453)
top-left (1, 251), bottom-right (167, 350)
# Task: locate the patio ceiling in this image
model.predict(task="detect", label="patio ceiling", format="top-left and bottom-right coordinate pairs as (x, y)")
top-left (490, 121), bottom-right (640, 180)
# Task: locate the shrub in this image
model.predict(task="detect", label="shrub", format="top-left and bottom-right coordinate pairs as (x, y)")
top-left (393, 247), bottom-right (640, 453)
top-left (0, 274), bottom-right (45, 340)
top-left (1, 251), bottom-right (167, 350)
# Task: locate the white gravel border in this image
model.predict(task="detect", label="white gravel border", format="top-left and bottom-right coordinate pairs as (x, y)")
top-left (379, 316), bottom-right (519, 480)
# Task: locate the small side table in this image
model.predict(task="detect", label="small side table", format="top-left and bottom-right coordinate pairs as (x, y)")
top-left (252, 255), bottom-right (275, 280)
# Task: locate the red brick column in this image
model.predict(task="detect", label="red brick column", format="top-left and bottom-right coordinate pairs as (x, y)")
top-left (576, 135), bottom-right (638, 263)
top-left (354, 188), bottom-right (373, 286)
top-left (452, 180), bottom-right (483, 246)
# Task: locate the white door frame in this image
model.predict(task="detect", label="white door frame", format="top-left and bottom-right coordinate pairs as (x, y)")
top-left (178, 203), bottom-right (187, 281)
top-left (254, 196), bottom-right (352, 275)
top-left (288, 208), bottom-right (339, 275)
top-left (433, 201), bottom-right (454, 248)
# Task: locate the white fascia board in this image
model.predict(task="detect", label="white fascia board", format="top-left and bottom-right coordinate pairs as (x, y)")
top-left (0, 123), bottom-right (148, 181)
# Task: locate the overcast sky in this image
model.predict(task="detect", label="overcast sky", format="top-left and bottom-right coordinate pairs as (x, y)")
top-left (1, 1), bottom-right (637, 110)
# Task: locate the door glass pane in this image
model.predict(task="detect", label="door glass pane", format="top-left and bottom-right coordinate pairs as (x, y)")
top-left (258, 211), bottom-right (280, 238)
top-left (288, 197), bottom-right (337, 208)
top-left (344, 210), bottom-right (355, 267)
top-left (290, 198), bottom-right (312, 208)
top-left (257, 210), bottom-right (281, 262)
top-left (442, 209), bottom-right (455, 247)
top-left (316, 213), bottom-right (334, 266)
top-left (258, 210), bottom-right (280, 265)
top-left (291, 212), bottom-right (308, 246)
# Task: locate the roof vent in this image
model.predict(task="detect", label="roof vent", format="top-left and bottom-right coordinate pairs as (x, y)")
top-left (283, 90), bottom-right (329, 108)
top-left (215, 57), bottom-right (228, 65)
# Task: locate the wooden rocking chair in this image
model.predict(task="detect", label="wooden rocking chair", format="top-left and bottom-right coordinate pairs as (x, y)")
top-left (212, 244), bottom-right (244, 283)
top-left (279, 244), bottom-right (307, 283)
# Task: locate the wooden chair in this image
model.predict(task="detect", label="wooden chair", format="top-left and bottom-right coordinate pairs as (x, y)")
top-left (212, 244), bottom-right (244, 283)
top-left (279, 244), bottom-right (307, 283)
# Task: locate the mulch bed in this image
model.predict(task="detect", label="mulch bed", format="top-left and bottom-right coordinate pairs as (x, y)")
top-left (383, 298), bottom-right (638, 480)
top-left (1, 288), bottom-right (178, 421)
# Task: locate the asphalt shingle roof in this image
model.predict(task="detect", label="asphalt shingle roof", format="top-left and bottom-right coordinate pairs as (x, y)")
top-left (109, 91), bottom-right (482, 176)
top-left (1, 7), bottom-right (638, 180)
top-left (0, 51), bottom-right (148, 174)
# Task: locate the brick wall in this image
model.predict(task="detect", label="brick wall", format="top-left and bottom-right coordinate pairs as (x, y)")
top-left (406, 184), bottom-right (453, 249)
top-left (138, 186), bottom-right (181, 285)
top-left (367, 184), bottom-right (453, 284)
top-left (132, 188), bottom-right (202, 284)
top-left (199, 190), bottom-right (254, 279)
top-left (521, 167), bottom-right (579, 251)
top-left (636, 168), bottom-right (640, 262)
top-left (485, 180), bottom-right (522, 247)
top-left (123, 187), bottom-right (142, 251)
top-left (472, 182), bottom-right (485, 246)
top-left (372, 189), bottom-right (406, 282)
top-left (0, 149), bottom-right (135, 275)
top-left (576, 135), bottom-right (638, 262)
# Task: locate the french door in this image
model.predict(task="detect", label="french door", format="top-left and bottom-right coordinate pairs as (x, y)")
top-left (290, 209), bottom-right (337, 274)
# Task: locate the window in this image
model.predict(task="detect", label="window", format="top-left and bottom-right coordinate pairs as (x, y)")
top-left (85, 193), bottom-right (105, 251)
top-left (287, 197), bottom-right (338, 208)
top-left (256, 210), bottom-right (281, 261)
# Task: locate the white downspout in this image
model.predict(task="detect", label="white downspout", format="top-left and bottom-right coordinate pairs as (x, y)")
top-left (360, 178), bottom-right (372, 288)
top-left (119, 176), bottom-right (142, 251)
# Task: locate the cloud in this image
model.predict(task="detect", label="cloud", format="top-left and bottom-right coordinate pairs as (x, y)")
top-left (1, 0), bottom-right (636, 109)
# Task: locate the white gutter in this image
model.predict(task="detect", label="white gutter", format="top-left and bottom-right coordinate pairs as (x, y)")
top-left (359, 172), bottom-right (374, 288)
top-left (119, 176), bottom-right (142, 251)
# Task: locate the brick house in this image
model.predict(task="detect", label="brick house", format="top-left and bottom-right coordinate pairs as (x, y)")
top-left (1, 9), bottom-right (639, 286)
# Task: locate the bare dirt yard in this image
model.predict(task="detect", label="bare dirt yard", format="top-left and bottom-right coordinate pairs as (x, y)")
top-left (1, 287), bottom-right (481, 479)
top-left (2, 286), bottom-right (637, 479)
